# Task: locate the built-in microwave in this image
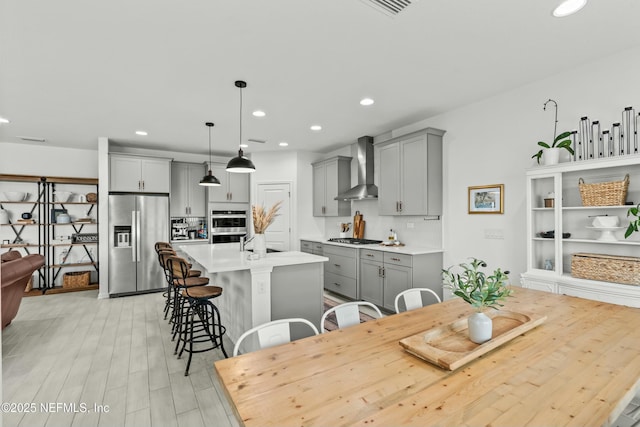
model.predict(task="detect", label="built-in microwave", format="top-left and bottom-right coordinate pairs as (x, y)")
top-left (210, 210), bottom-right (247, 243)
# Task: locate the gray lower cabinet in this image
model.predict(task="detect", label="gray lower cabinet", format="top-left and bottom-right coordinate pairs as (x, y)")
top-left (360, 249), bottom-right (442, 312)
top-left (323, 244), bottom-right (357, 299)
top-left (300, 240), bottom-right (324, 255)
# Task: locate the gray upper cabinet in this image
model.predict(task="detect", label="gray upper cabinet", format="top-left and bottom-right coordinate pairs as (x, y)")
top-left (312, 156), bottom-right (351, 217)
top-left (170, 162), bottom-right (206, 217)
top-left (377, 128), bottom-right (444, 216)
top-left (206, 162), bottom-right (250, 203)
top-left (109, 154), bottom-right (171, 193)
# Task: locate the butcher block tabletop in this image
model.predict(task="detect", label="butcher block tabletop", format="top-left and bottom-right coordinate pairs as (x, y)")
top-left (214, 287), bottom-right (640, 427)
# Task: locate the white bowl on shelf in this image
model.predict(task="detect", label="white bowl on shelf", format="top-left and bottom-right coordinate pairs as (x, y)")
top-left (3, 191), bottom-right (26, 201)
top-left (592, 216), bottom-right (620, 228)
top-left (54, 191), bottom-right (73, 202)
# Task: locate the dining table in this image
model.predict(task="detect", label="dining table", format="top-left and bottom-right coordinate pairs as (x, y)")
top-left (213, 287), bottom-right (640, 426)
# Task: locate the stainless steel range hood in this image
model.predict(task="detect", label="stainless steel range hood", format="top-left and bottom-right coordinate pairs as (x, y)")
top-left (335, 136), bottom-right (378, 200)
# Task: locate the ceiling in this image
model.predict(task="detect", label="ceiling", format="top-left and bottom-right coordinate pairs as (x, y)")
top-left (2, 0), bottom-right (640, 157)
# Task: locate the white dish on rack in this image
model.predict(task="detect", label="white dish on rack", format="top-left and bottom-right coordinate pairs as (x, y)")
top-left (586, 226), bottom-right (625, 242)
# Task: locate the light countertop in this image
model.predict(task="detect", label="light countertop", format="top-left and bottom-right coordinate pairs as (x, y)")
top-left (299, 237), bottom-right (443, 256)
top-left (177, 242), bottom-right (328, 273)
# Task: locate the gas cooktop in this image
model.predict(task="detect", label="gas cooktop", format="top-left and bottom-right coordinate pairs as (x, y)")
top-left (327, 238), bottom-right (383, 245)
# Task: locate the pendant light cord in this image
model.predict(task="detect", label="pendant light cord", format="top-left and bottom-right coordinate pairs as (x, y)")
top-left (239, 86), bottom-right (243, 150)
top-left (208, 125), bottom-right (212, 169)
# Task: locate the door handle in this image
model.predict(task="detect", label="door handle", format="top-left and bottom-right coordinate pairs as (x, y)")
top-left (131, 211), bottom-right (137, 262)
top-left (136, 211), bottom-right (141, 262)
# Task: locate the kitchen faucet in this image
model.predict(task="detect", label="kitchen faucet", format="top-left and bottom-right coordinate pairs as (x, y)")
top-left (240, 235), bottom-right (254, 252)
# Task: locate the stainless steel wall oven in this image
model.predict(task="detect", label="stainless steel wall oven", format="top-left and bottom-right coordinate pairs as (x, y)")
top-left (210, 210), bottom-right (247, 243)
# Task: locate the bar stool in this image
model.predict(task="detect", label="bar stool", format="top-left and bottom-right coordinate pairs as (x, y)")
top-left (168, 256), bottom-right (228, 375)
top-left (156, 244), bottom-right (202, 321)
top-left (166, 255), bottom-right (209, 341)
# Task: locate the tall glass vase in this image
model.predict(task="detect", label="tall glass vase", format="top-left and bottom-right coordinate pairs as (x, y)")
top-left (253, 234), bottom-right (267, 258)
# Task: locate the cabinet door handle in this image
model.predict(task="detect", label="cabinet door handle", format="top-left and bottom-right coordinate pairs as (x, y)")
top-left (142, 181), bottom-right (145, 190)
top-left (334, 264), bottom-right (341, 268)
top-left (399, 201), bottom-right (402, 212)
top-left (391, 257), bottom-right (401, 261)
top-left (381, 267), bottom-right (385, 278)
top-left (333, 282), bottom-right (341, 287)
top-left (366, 253), bottom-right (374, 257)
top-left (229, 192), bottom-right (232, 200)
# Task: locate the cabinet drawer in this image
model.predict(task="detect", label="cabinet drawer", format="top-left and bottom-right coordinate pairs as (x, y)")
top-left (360, 249), bottom-right (383, 262)
top-left (312, 243), bottom-right (324, 254)
top-left (325, 253), bottom-right (356, 278)
top-left (324, 271), bottom-right (357, 299)
top-left (300, 241), bottom-right (313, 253)
top-left (323, 244), bottom-right (356, 259)
top-left (383, 252), bottom-right (412, 267)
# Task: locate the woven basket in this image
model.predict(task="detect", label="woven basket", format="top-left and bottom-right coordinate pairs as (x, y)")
top-left (578, 174), bottom-right (629, 206)
top-left (63, 271), bottom-right (91, 288)
top-left (571, 253), bottom-right (640, 285)
top-left (86, 192), bottom-right (97, 203)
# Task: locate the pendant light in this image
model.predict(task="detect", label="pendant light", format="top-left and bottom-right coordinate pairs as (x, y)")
top-left (199, 122), bottom-right (221, 186)
top-left (226, 80), bottom-right (256, 173)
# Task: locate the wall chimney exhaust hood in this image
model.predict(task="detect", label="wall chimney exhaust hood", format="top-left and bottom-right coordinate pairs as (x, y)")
top-left (335, 136), bottom-right (378, 201)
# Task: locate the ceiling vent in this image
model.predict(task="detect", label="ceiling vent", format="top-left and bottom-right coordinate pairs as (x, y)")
top-left (359, 0), bottom-right (415, 17)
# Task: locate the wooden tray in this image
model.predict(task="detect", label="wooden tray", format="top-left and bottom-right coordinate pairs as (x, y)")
top-left (399, 310), bottom-right (547, 370)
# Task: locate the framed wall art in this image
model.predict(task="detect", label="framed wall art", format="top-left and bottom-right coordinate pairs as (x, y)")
top-left (468, 184), bottom-right (504, 214)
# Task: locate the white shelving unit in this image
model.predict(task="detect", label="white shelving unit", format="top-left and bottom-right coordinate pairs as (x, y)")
top-left (521, 154), bottom-right (640, 307)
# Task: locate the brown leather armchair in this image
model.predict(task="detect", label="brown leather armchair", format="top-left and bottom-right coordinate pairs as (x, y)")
top-left (1, 251), bottom-right (45, 329)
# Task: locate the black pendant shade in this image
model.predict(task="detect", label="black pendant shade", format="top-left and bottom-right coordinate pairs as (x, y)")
top-left (226, 80), bottom-right (256, 173)
top-left (200, 122), bottom-right (221, 186)
top-left (226, 148), bottom-right (255, 173)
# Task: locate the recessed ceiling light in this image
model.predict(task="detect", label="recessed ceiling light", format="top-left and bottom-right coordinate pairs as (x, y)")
top-left (252, 110), bottom-right (266, 117)
top-left (360, 98), bottom-right (375, 106)
top-left (553, 0), bottom-right (587, 17)
top-left (0, 117), bottom-right (10, 124)
top-left (135, 130), bottom-right (148, 136)
top-left (279, 142), bottom-right (289, 147)
top-left (310, 125), bottom-right (322, 131)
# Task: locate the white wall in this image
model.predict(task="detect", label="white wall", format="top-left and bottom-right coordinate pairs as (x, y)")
top-left (391, 45), bottom-right (640, 281)
top-left (1, 142), bottom-right (98, 177)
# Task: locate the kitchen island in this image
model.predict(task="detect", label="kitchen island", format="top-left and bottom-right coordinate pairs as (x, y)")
top-left (177, 243), bottom-right (328, 343)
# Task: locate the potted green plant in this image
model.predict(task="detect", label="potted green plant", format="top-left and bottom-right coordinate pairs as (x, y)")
top-left (442, 258), bottom-right (512, 344)
top-left (532, 131), bottom-right (574, 165)
top-left (624, 203), bottom-right (640, 239)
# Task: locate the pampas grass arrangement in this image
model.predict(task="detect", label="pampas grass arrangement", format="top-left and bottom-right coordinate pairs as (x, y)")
top-left (252, 201), bottom-right (283, 234)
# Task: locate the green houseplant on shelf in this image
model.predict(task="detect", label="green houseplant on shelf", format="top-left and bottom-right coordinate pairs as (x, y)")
top-left (442, 258), bottom-right (513, 344)
top-left (625, 203), bottom-right (640, 239)
top-left (532, 99), bottom-right (574, 165)
top-left (532, 131), bottom-right (574, 165)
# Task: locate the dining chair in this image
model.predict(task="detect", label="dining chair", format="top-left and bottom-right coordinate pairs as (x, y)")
top-left (320, 301), bottom-right (382, 333)
top-left (394, 288), bottom-right (441, 314)
top-left (232, 318), bottom-right (319, 356)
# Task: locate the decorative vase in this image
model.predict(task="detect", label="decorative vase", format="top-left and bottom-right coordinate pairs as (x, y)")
top-left (543, 147), bottom-right (560, 165)
top-left (468, 311), bottom-right (492, 344)
top-left (253, 233), bottom-right (267, 258)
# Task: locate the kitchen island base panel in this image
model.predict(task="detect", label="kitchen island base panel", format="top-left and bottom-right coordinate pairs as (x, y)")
top-left (209, 263), bottom-right (324, 344)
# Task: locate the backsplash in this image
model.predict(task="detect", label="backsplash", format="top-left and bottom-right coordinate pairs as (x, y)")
top-left (323, 199), bottom-right (443, 247)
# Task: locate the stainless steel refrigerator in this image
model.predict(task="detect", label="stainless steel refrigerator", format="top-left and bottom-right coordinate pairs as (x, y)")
top-left (108, 194), bottom-right (169, 295)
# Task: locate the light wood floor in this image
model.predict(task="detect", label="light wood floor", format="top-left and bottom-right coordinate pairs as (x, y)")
top-left (1, 290), bottom-right (238, 427)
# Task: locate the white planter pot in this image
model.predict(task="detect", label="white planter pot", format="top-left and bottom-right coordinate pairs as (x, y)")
top-left (468, 311), bottom-right (492, 344)
top-left (253, 234), bottom-right (267, 258)
top-left (543, 147), bottom-right (561, 165)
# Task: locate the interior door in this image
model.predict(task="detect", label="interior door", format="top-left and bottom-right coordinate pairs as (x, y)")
top-left (256, 183), bottom-right (291, 251)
